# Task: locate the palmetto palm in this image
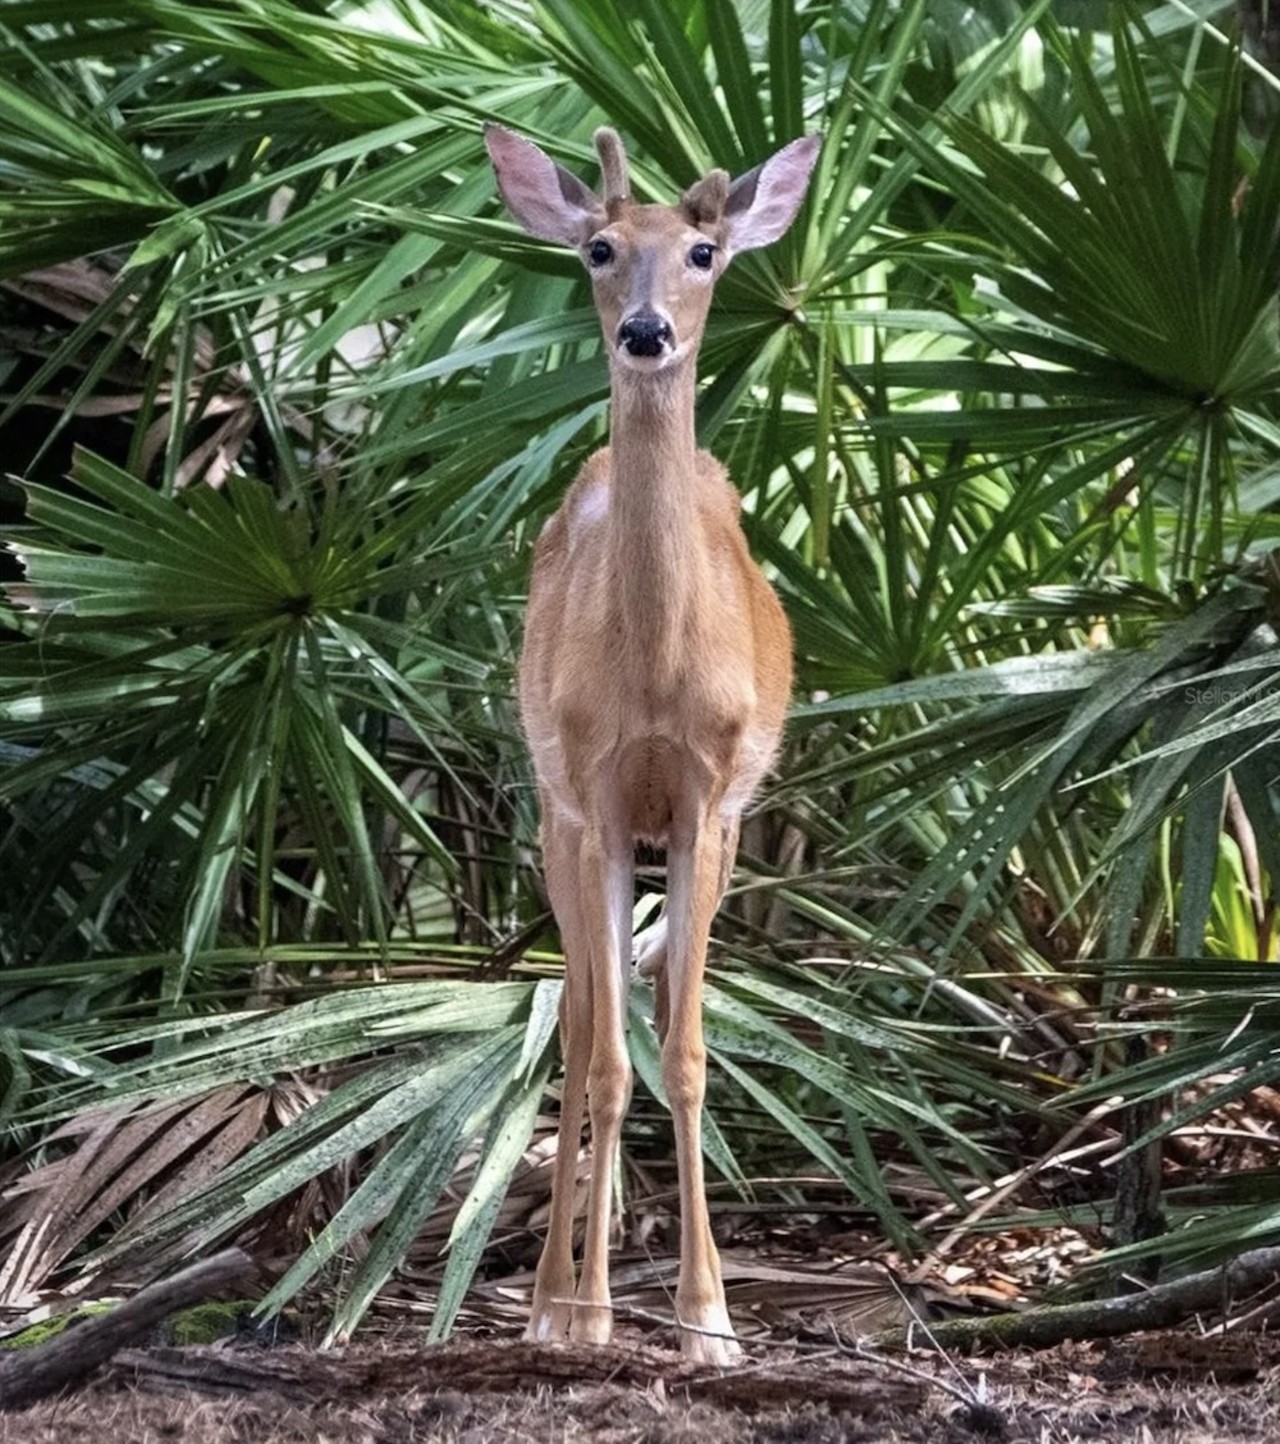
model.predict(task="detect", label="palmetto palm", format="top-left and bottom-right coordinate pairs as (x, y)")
top-left (2, 0), bottom-right (1278, 1334)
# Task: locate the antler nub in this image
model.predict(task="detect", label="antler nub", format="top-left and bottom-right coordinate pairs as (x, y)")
top-left (682, 168), bottom-right (729, 226)
top-left (594, 126), bottom-right (630, 214)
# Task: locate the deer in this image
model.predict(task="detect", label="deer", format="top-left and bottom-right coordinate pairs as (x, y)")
top-left (485, 121), bottom-right (820, 1367)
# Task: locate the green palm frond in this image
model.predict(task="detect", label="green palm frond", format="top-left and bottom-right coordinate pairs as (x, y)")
top-left (2, 449), bottom-right (487, 977)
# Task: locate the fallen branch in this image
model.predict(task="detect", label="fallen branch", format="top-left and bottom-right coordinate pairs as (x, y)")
top-left (0, 1249), bottom-right (256, 1412)
top-left (113, 1338), bottom-right (925, 1415)
top-left (868, 1245), bottom-right (1280, 1354)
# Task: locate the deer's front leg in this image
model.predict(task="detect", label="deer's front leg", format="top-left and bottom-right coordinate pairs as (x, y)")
top-left (572, 819), bottom-right (633, 1344)
top-left (527, 808), bottom-right (590, 1341)
top-left (663, 811), bottom-right (741, 1366)
top-left (638, 815), bottom-right (740, 1042)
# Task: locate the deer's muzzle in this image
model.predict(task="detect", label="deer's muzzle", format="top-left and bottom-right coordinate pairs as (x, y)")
top-left (618, 312), bottom-right (672, 358)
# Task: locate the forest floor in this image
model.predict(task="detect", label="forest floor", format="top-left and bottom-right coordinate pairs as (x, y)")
top-left (3, 1213), bottom-right (1279, 1442)
top-left (1, 1327), bottom-right (1278, 1444)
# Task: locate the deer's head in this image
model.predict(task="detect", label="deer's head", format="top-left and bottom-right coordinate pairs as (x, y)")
top-left (485, 124), bottom-right (819, 375)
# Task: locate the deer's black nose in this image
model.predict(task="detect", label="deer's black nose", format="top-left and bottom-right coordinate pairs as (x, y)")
top-left (619, 313), bottom-right (672, 357)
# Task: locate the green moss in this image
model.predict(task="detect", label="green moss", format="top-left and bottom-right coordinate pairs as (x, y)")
top-left (2, 1299), bottom-right (253, 1351)
top-left (0, 1303), bottom-right (113, 1350)
top-left (164, 1301), bottom-right (246, 1346)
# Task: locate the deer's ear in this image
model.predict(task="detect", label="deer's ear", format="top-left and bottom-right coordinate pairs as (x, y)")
top-left (485, 124), bottom-right (605, 247)
top-left (721, 134), bottom-right (821, 254)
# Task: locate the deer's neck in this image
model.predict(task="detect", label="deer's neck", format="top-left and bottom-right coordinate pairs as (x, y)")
top-left (607, 362), bottom-right (704, 675)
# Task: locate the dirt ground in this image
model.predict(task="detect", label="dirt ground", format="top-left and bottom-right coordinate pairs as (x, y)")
top-left (2, 1329), bottom-right (1277, 1444)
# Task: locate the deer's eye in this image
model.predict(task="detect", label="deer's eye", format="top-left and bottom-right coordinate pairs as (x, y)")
top-left (588, 238), bottom-right (614, 267)
top-left (689, 242), bottom-right (716, 270)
